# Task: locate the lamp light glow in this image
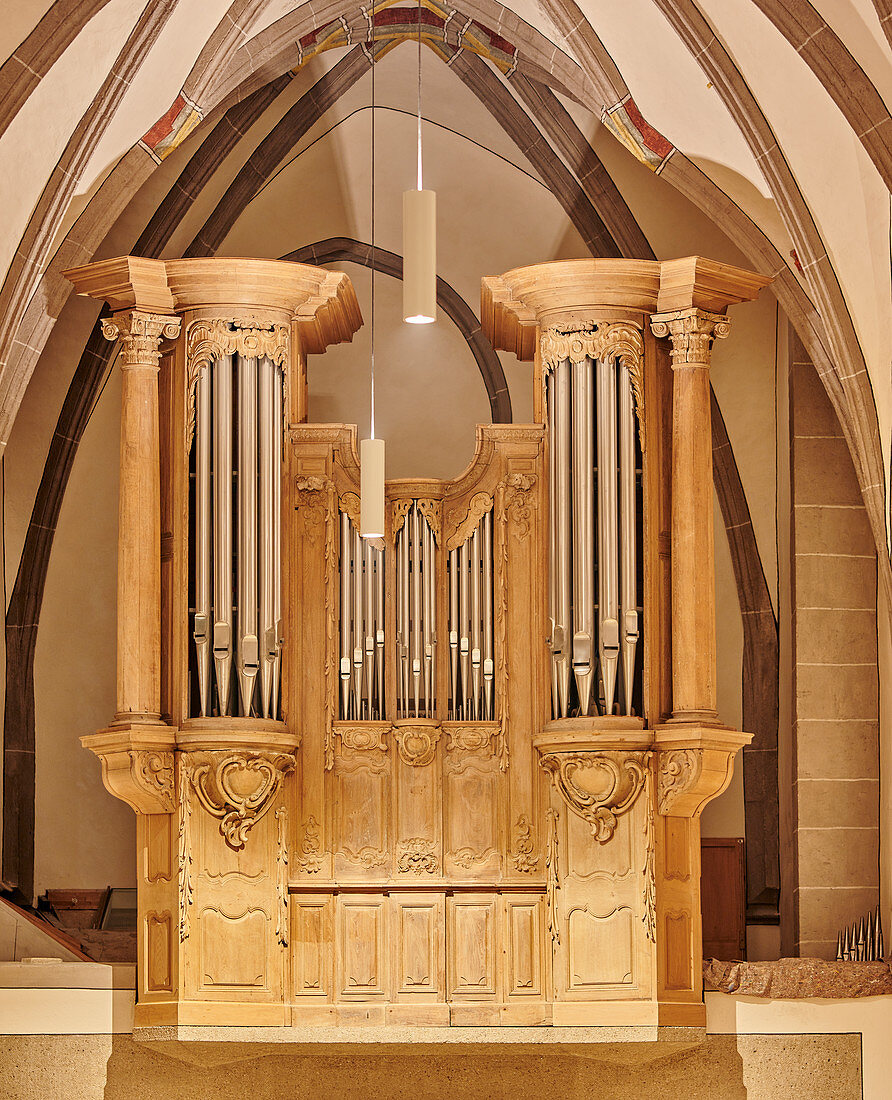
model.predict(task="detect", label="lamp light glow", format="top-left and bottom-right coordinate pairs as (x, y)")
top-left (360, 436), bottom-right (385, 539)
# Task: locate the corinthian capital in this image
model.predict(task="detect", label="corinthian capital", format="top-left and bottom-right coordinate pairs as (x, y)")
top-left (650, 308), bottom-right (730, 368)
top-left (101, 310), bottom-right (181, 369)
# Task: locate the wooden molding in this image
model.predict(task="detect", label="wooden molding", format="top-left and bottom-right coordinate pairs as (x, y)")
top-left (81, 723), bottom-right (177, 815)
top-left (654, 724), bottom-right (752, 818)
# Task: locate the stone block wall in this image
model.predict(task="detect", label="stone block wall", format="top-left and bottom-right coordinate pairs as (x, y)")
top-left (788, 336), bottom-right (879, 958)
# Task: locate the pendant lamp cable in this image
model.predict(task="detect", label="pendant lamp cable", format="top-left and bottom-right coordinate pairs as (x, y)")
top-left (370, 35), bottom-right (376, 440)
top-left (416, 0), bottom-right (423, 191)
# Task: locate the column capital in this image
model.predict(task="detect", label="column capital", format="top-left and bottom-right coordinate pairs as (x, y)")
top-left (101, 310), bottom-right (181, 368)
top-left (649, 308), bottom-right (730, 368)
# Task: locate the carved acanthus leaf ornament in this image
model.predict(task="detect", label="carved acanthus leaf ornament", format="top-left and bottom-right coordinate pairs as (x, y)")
top-left (101, 311), bottom-right (181, 368)
top-left (512, 814), bottom-right (539, 873)
top-left (657, 748), bottom-right (703, 815)
top-left (540, 322), bottom-right (645, 449)
top-left (188, 751), bottom-right (294, 850)
top-left (297, 815), bottom-right (323, 874)
top-left (397, 837), bottom-right (439, 874)
top-left (445, 492), bottom-right (493, 552)
top-left (650, 308), bottom-right (731, 366)
top-left (185, 317), bottom-right (289, 452)
top-left (275, 807), bottom-right (289, 947)
top-left (539, 750), bottom-right (650, 843)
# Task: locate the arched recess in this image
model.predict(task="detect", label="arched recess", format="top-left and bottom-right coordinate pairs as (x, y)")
top-left (0, 0), bottom-right (883, 615)
top-left (3, 36), bottom-right (780, 916)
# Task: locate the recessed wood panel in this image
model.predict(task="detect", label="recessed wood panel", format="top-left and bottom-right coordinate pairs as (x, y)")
top-left (339, 897), bottom-right (387, 998)
top-left (394, 894), bottom-right (444, 998)
top-left (448, 897), bottom-right (497, 997)
top-left (292, 897), bottom-right (332, 998)
top-left (145, 910), bottom-right (172, 992)
top-left (506, 898), bottom-right (542, 996)
top-left (199, 908), bottom-right (269, 990)
top-left (567, 906), bottom-right (634, 990)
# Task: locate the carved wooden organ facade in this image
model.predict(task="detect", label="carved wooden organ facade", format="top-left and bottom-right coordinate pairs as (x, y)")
top-left (66, 254), bottom-right (768, 1030)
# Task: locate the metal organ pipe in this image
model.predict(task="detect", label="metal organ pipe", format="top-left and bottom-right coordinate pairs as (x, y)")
top-left (211, 354), bottom-right (234, 714)
top-left (193, 367), bottom-right (211, 716)
top-left (259, 358), bottom-right (277, 719)
top-left (618, 362), bottom-right (639, 716)
top-left (554, 361), bottom-right (572, 718)
top-left (196, 346), bottom-right (283, 720)
top-left (237, 355), bottom-right (260, 715)
top-left (571, 358), bottom-right (595, 715)
top-left (446, 508), bottom-right (495, 722)
top-left (337, 510), bottom-right (385, 721)
top-left (340, 512), bottom-right (351, 718)
top-left (546, 351), bottom-right (642, 719)
top-left (596, 357), bottom-right (620, 714)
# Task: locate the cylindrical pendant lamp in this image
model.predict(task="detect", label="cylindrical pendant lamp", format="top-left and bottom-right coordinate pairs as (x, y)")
top-left (360, 436), bottom-right (385, 539)
top-left (403, 188), bottom-right (436, 324)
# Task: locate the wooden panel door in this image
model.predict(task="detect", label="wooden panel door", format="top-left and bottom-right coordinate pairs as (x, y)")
top-left (701, 838), bottom-right (746, 959)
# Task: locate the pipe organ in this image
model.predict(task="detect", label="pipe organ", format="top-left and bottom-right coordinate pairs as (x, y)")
top-left (69, 253), bottom-right (769, 1035)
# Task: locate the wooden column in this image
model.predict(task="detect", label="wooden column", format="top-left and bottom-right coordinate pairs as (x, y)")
top-left (101, 310), bottom-right (181, 722)
top-left (650, 309), bottom-right (730, 721)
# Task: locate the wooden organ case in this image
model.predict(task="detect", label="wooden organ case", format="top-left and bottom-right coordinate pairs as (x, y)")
top-left (67, 254), bottom-right (769, 1032)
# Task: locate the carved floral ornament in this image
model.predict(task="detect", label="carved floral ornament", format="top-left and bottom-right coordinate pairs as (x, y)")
top-left (188, 750), bottom-right (294, 850)
top-left (539, 750), bottom-right (650, 843)
top-left (101, 311), bottom-right (181, 367)
top-left (540, 322), bottom-right (645, 451)
top-left (184, 317), bottom-right (291, 452)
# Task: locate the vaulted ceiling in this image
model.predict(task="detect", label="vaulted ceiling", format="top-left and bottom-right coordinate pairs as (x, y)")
top-left (1, 0), bottom-right (890, 570)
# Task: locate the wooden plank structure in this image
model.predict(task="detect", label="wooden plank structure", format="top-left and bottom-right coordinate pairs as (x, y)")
top-left (64, 253), bottom-right (768, 1031)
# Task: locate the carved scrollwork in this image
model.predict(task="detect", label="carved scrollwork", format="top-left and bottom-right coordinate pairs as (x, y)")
top-left (397, 837), bottom-right (439, 874)
top-left (445, 492), bottom-right (493, 552)
top-left (545, 808), bottom-right (560, 944)
top-left (297, 815), bottom-right (323, 874)
top-left (189, 751), bottom-right (294, 850)
top-left (133, 751), bottom-right (175, 812)
top-left (185, 317), bottom-right (289, 452)
top-left (275, 807), bottom-right (288, 947)
top-left (178, 761), bottom-right (193, 943)
top-left (343, 846), bottom-right (387, 869)
top-left (449, 846), bottom-right (497, 869)
top-left (336, 723), bottom-right (389, 756)
top-left (657, 748), bottom-right (702, 815)
top-left (540, 322), bottom-right (646, 449)
top-left (512, 814), bottom-right (539, 873)
top-left (499, 472), bottom-right (537, 543)
top-left (416, 498), bottom-right (442, 544)
top-left (101, 311), bottom-right (181, 369)
top-left (86, 736), bottom-right (176, 816)
top-left (444, 724), bottom-right (498, 763)
top-left (394, 722), bottom-right (441, 767)
top-left (340, 491), bottom-right (361, 531)
top-left (390, 499), bottom-right (413, 538)
top-left (642, 772), bottom-right (656, 943)
top-left (539, 750), bottom-right (649, 843)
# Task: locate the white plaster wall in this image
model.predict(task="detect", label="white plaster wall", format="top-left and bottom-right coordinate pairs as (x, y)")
top-left (0, 0), bottom-right (144, 285)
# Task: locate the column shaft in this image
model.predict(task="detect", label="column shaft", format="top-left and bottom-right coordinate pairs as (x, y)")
top-left (102, 311), bottom-right (180, 721)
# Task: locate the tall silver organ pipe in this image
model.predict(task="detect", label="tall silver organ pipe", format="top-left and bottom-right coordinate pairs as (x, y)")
top-left (192, 350), bottom-right (284, 719)
top-left (547, 353), bottom-right (642, 719)
top-left (596, 357), bottom-right (619, 714)
top-left (447, 509), bottom-right (494, 720)
top-left (193, 368), bottom-right (211, 716)
top-left (396, 502), bottom-right (437, 719)
top-left (618, 362), bottom-right (640, 716)
top-left (337, 512), bottom-right (385, 720)
top-left (211, 354), bottom-right (233, 714)
top-left (237, 355), bottom-right (260, 714)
